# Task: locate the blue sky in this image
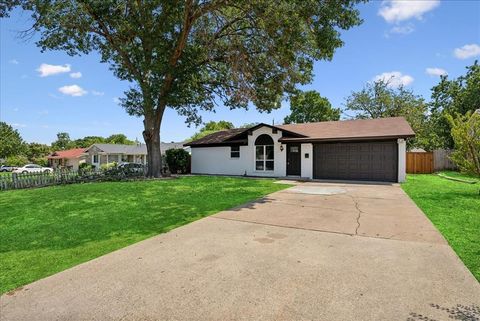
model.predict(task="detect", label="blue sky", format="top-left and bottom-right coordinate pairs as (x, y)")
top-left (1, 0), bottom-right (479, 144)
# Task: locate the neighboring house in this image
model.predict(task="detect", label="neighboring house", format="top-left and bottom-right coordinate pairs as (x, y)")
top-left (84, 142), bottom-right (188, 168)
top-left (47, 148), bottom-right (87, 171)
top-left (85, 144), bottom-right (147, 168)
top-left (184, 117), bottom-right (415, 183)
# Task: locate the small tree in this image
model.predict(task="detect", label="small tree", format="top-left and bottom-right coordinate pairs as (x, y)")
top-left (51, 132), bottom-right (73, 151)
top-left (0, 122), bottom-right (25, 159)
top-left (165, 149), bottom-right (190, 174)
top-left (446, 111), bottom-right (480, 177)
top-left (284, 90), bottom-right (340, 124)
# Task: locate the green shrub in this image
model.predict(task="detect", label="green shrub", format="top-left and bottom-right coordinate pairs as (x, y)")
top-left (6, 155), bottom-right (29, 166)
top-left (79, 163), bottom-right (95, 171)
top-left (165, 148), bottom-right (190, 174)
top-left (100, 162), bottom-right (117, 170)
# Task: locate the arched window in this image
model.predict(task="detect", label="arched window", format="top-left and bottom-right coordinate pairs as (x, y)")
top-left (255, 134), bottom-right (274, 171)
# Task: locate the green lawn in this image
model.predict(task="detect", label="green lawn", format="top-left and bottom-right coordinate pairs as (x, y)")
top-left (401, 172), bottom-right (480, 281)
top-left (0, 176), bottom-right (290, 294)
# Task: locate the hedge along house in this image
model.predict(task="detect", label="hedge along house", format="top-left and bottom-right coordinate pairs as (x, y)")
top-left (184, 117), bottom-right (415, 183)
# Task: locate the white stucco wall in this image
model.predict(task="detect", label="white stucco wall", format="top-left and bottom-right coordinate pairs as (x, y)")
top-left (300, 143), bottom-right (313, 179)
top-left (191, 146), bottom-right (250, 176)
top-left (191, 126), bottom-right (287, 177)
top-left (397, 138), bottom-right (406, 182)
top-left (246, 127), bottom-right (286, 177)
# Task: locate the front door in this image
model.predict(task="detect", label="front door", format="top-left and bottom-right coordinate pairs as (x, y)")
top-left (286, 144), bottom-right (301, 176)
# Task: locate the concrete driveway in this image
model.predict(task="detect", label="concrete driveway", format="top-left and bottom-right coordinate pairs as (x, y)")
top-left (1, 181), bottom-right (479, 321)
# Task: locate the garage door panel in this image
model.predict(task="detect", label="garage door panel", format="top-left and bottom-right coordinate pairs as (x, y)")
top-left (313, 141), bottom-right (398, 182)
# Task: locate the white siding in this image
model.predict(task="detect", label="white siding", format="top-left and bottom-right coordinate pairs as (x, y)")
top-left (397, 138), bottom-right (406, 182)
top-left (300, 143), bottom-right (313, 179)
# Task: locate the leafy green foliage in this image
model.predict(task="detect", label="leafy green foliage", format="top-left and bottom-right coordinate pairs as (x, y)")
top-left (51, 132), bottom-right (72, 151)
top-left (446, 111), bottom-right (480, 177)
top-left (0, 176), bottom-right (290, 293)
top-left (0, 122), bottom-right (25, 159)
top-left (189, 120), bottom-right (234, 141)
top-left (2, 0), bottom-right (364, 176)
top-left (5, 155), bottom-right (28, 166)
top-left (428, 62), bottom-right (480, 149)
top-left (165, 148), bottom-right (191, 173)
top-left (345, 79), bottom-right (428, 149)
top-left (402, 173), bottom-right (480, 281)
top-left (284, 90), bottom-right (340, 124)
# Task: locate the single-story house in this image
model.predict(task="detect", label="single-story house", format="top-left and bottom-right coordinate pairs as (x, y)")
top-left (84, 142), bottom-right (189, 168)
top-left (184, 117), bottom-right (415, 182)
top-left (47, 148), bottom-right (87, 170)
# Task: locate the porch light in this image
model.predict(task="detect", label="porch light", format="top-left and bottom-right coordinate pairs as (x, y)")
top-left (280, 145), bottom-right (284, 152)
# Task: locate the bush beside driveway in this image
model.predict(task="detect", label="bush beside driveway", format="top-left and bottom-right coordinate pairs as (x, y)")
top-left (402, 172), bottom-right (480, 281)
top-left (0, 176), bottom-right (290, 294)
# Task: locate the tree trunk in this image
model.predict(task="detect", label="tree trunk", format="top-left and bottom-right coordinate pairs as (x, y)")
top-left (143, 116), bottom-right (162, 178)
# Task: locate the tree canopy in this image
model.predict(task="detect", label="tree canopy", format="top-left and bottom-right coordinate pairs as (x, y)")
top-left (428, 62), bottom-right (480, 149)
top-left (2, 0), bottom-right (364, 176)
top-left (0, 122), bottom-right (25, 159)
top-left (284, 90), bottom-right (340, 124)
top-left (344, 79), bottom-right (428, 149)
top-left (189, 120), bottom-right (234, 141)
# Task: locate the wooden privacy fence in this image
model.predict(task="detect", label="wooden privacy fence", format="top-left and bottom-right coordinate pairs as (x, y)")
top-left (433, 149), bottom-right (457, 171)
top-left (406, 152), bottom-right (434, 174)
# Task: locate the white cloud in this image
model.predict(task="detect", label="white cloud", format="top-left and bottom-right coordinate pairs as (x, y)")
top-left (113, 97), bottom-right (121, 104)
top-left (453, 44), bottom-right (480, 59)
top-left (12, 107), bottom-right (19, 112)
top-left (92, 90), bottom-right (105, 96)
top-left (58, 85), bottom-right (87, 97)
top-left (37, 63), bottom-right (71, 77)
top-left (389, 24), bottom-right (415, 35)
top-left (41, 125), bottom-right (50, 129)
top-left (70, 72), bottom-right (82, 78)
top-left (379, 0), bottom-right (440, 23)
top-left (426, 67), bottom-right (447, 77)
top-left (373, 71), bottom-right (414, 87)
top-left (9, 59), bottom-right (19, 64)
top-left (12, 123), bottom-right (27, 128)
top-left (37, 110), bottom-right (49, 115)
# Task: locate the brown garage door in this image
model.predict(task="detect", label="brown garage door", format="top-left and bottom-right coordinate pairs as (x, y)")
top-left (313, 141), bottom-right (398, 182)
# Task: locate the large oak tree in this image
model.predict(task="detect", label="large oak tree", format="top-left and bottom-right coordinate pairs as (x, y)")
top-left (2, 0), bottom-right (364, 177)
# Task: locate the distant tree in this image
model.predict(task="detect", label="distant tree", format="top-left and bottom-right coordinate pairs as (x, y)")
top-left (429, 62), bottom-right (480, 149)
top-left (2, 1), bottom-right (363, 177)
top-left (240, 122), bottom-right (260, 128)
top-left (189, 120), bottom-right (234, 141)
top-left (446, 111), bottom-right (480, 177)
top-left (105, 134), bottom-right (134, 145)
top-left (73, 136), bottom-right (106, 148)
top-left (284, 91), bottom-right (340, 124)
top-left (25, 143), bottom-right (51, 164)
top-left (51, 132), bottom-right (72, 151)
top-left (0, 122), bottom-right (25, 159)
top-left (345, 80), bottom-right (428, 149)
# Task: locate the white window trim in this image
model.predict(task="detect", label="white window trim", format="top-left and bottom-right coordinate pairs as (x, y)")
top-left (254, 144), bottom-right (274, 172)
top-left (230, 146), bottom-right (240, 159)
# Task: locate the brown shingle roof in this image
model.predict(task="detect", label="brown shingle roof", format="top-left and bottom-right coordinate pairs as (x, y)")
top-left (278, 117), bottom-right (414, 142)
top-left (185, 117), bottom-right (415, 146)
top-left (184, 128), bottom-right (248, 146)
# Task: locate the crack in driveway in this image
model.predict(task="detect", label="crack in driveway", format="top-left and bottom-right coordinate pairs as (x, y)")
top-left (347, 195), bottom-right (364, 235)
